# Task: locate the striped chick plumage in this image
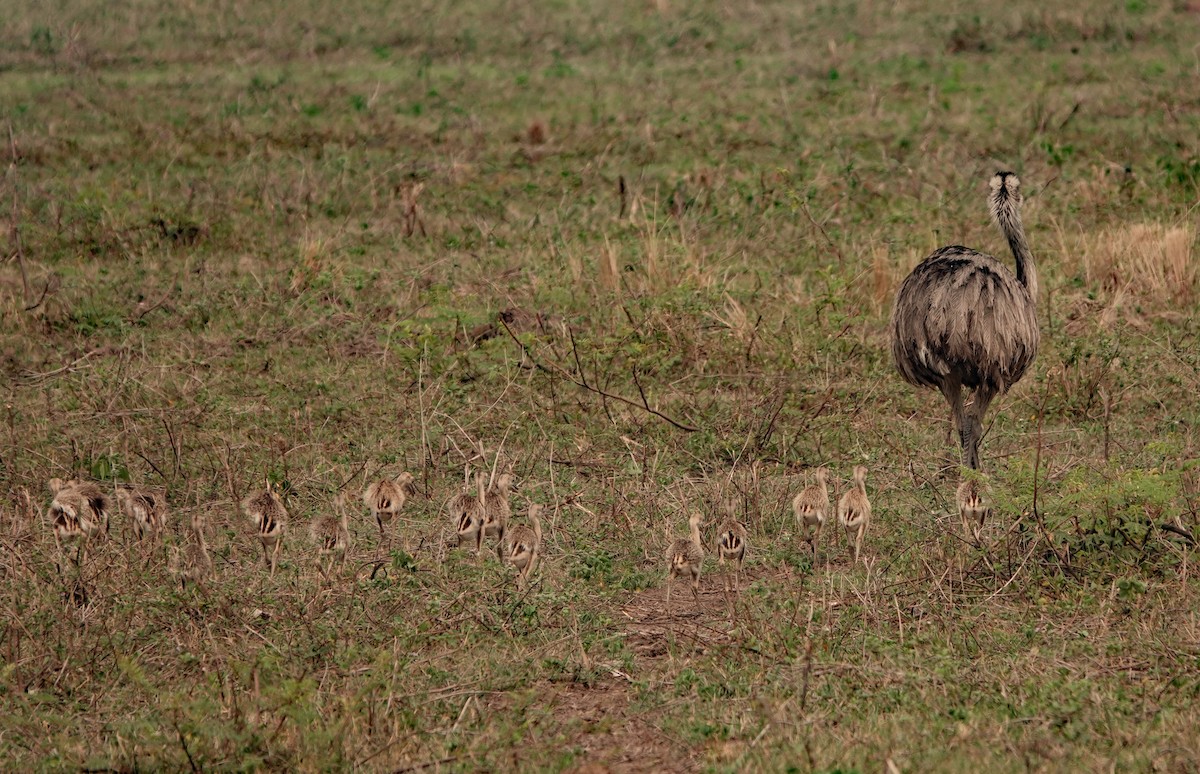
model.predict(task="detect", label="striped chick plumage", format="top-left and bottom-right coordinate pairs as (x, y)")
top-left (242, 482), bottom-right (287, 576)
top-left (450, 472), bottom-right (487, 554)
top-left (665, 512), bottom-right (705, 613)
top-left (717, 518), bottom-right (747, 593)
top-left (506, 503), bottom-right (543, 587)
top-left (311, 492), bottom-right (351, 576)
top-left (483, 471), bottom-right (515, 558)
top-left (363, 472), bottom-right (414, 544)
top-left (47, 478), bottom-right (110, 563)
top-left (956, 477), bottom-right (989, 541)
top-left (117, 485), bottom-right (168, 541)
top-left (792, 467), bottom-right (829, 556)
top-left (838, 466), bottom-right (872, 564)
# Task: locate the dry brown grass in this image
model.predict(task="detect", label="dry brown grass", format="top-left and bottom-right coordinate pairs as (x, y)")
top-left (1074, 222), bottom-right (1196, 304)
top-left (4, 0), bottom-right (1200, 770)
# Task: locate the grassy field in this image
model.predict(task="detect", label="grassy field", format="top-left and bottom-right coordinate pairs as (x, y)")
top-left (2, 0), bottom-right (1200, 770)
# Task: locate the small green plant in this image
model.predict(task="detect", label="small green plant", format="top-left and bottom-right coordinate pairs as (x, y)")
top-left (1116, 578), bottom-right (1147, 601)
top-left (30, 25), bottom-right (55, 55)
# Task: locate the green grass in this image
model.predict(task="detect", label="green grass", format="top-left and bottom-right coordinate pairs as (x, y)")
top-left (2, 0), bottom-right (1200, 769)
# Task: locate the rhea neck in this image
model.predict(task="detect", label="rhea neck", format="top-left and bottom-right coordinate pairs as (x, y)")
top-left (994, 194), bottom-right (1038, 302)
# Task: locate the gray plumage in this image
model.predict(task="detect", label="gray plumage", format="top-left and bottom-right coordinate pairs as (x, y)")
top-left (890, 171), bottom-right (1039, 470)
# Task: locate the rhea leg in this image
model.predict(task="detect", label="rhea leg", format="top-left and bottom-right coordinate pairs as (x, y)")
top-left (731, 558), bottom-right (742, 618)
top-left (938, 378), bottom-right (971, 468)
top-left (939, 378), bottom-right (964, 446)
top-left (964, 387), bottom-right (997, 471)
top-left (54, 534), bottom-right (66, 574)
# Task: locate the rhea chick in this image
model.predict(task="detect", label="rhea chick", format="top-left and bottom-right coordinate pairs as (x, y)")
top-left (716, 518), bottom-right (748, 594)
top-left (363, 472), bottom-right (415, 551)
top-left (956, 476), bottom-right (990, 542)
top-left (46, 478), bottom-right (110, 565)
top-left (116, 485), bottom-right (168, 542)
top-left (312, 492), bottom-right (351, 577)
top-left (838, 466), bottom-right (872, 564)
top-left (450, 472), bottom-right (487, 554)
top-left (170, 509), bottom-right (215, 590)
top-left (483, 469), bottom-right (515, 559)
top-left (506, 503), bottom-right (544, 588)
top-left (665, 512), bottom-right (705, 616)
top-left (792, 467), bottom-right (829, 559)
top-left (242, 480), bottom-right (288, 576)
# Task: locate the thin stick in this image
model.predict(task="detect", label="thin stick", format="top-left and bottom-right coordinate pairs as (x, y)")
top-left (498, 317), bottom-right (697, 432)
top-left (798, 637), bottom-right (815, 712)
top-left (6, 124), bottom-right (31, 307)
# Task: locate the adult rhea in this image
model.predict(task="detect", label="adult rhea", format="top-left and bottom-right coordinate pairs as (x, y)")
top-left (890, 171), bottom-right (1039, 470)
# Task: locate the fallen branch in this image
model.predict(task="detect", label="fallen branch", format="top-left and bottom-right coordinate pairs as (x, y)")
top-left (1160, 522), bottom-right (1196, 546)
top-left (133, 285), bottom-right (175, 321)
top-left (19, 347), bottom-right (105, 383)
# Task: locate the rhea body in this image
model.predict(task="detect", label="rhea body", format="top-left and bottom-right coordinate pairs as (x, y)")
top-left (363, 472), bottom-right (414, 549)
top-left (890, 172), bottom-right (1039, 470)
top-left (46, 478), bottom-right (110, 565)
top-left (312, 492), bottom-right (351, 577)
top-left (792, 467), bottom-right (830, 558)
top-left (242, 481), bottom-right (287, 576)
top-left (116, 485), bottom-right (168, 542)
top-left (450, 472), bottom-right (487, 554)
top-left (838, 466), bottom-right (872, 564)
top-left (665, 512), bottom-right (705, 616)
top-left (171, 509), bottom-right (214, 589)
top-left (506, 503), bottom-right (543, 587)
top-left (483, 470), bottom-right (515, 558)
top-left (716, 518), bottom-right (747, 594)
top-left (956, 477), bottom-right (989, 541)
